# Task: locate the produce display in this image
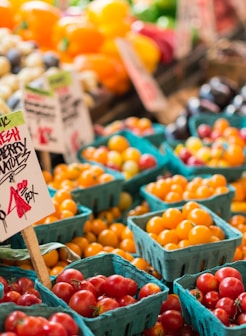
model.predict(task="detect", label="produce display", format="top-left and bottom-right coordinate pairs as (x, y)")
top-left (0, 1), bottom-right (245, 336)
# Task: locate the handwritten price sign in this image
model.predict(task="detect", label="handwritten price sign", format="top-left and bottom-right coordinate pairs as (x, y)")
top-left (0, 111), bottom-right (54, 242)
top-left (174, 0), bottom-right (194, 59)
top-left (116, 38), bottom-right (168, 115)
top-left (46, 70), bottom-right (94, 163)
top-left (22, 85), bottom-right (64, 154)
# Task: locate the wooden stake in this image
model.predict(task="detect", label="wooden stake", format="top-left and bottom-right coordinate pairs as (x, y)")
top-left (21, 226), bottom-right (52, 289)
top-left (39, 151), bottom-right (52, 172)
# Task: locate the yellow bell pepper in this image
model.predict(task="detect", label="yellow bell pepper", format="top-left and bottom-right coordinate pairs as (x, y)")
top-left (85, 0), bottom-right (130, 25)
top-left (10, 0), bottom-right (53, 8)
top-left (125, 31), bottom-right (161, 73)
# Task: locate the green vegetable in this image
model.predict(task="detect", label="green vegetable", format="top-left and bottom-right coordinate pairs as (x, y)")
top-left (131, 3), bottom-right (160, 23)
top-left (0, 242), bottom-right (80, 262)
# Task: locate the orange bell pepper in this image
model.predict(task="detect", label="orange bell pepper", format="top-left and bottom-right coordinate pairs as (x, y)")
top-left (52, 16), bottom-right (105, 61)
top-left (0, 0), bottom-right (14, 29)
top-left (14, 1), bottom-right (61, 49)
top-left (74, 53), bottom-right (130, 95)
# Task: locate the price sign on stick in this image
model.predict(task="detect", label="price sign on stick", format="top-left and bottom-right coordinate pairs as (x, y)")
top-left (196, 0), bottom-right (217, 47)
top-left (22, 85), bottom-right (64, 154)
top-left (230, 0), bottom-right (246, 27)
top-left (116, 38), bottom-right (171, 124)
top-left (174, 0), bottom-right (194, 60)
top-left (0, 110), bottom-right (54, 288)
top-left (54, 0), bottom-right (69, 10)
top-left (46, 70), bottom-right (94, 163)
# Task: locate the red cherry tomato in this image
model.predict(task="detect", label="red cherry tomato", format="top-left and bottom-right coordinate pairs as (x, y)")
top-left (196, 273), bottom-right (219, 294)
top-left (16, 278), bottom-right (34, 294)
top-left (71, 279), bottom-right (97, 297)
top-left (237, 312), bottom-right (246, 325)
top-left (160, 294), bottom-right (181, 313)
top-left (4, 311), bottom-right (26, 332)
top-left (117, 294), bottom-right (137, 307)
top-left (87, 275), bottom-right (107, 297)
top-left (237, 292), bottom-right (246, 313)
top-left (24, 287), bottom-right (41, 299)
top-left (203, 290), bottom-right (220, 309)
top-left (215, 267), bottom-right (243, 283)
top-left (103, 275), bottom-right (129, 299)
top-left (48, 312), bottom-right (79, 336)
top-left (212, 308), bottom-right (229, 326)
top-left (16, 293), bottom-right (42, 306)
top-left (215, 297), bottom-right (238, 319)
top-left (45, 321), bottom-right (67, 336)
top-left (159, 309), bottom-right (184, 332)
top-left (219, 277), bottom-right (245, 300)
top-left (69, 289), bottom-right (97, 317)
top-left (56, 268), bottom-right (84, 284)
top-left (52, 282), bottom-right (75, 303)
top-left (125, 278), bottom-right (138, 296)
top-left (2, 291), bottom-right (21, 304)
top-left (96, 297), bottom-right (120, 315)
top-left (138, 283), bottom-right (161, 299)
top-left (16, 316), bottom-right (44, 336)
top-left (7, 282), bottom-right (21, 293)
top-left (144, 321), bottom-right (165, 336)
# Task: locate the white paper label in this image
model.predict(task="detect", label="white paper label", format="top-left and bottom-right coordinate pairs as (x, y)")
top-left (116, 38), bottom-right (167, 114)
top-left (21, 85), bottom-right (64, 154)
top-left (0, 111), bottom-right (54, 241)
top-left (46, 70), bottom-right (94, 163)
top-left (174, 0), bottom-right (193, 59)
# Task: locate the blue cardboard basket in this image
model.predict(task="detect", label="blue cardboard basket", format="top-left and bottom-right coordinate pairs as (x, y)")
top-left (78, 130), bottom-right (169, 194)
top-left (10, 204), bottom-right (92, 248)
top-left (0, 302), bottom-right (94, 336)
top-left (96, 122), bottom-right (165, 148)
top-left (163, 141), bottom-right (246, 182)
top-left (0, 283), bottom-right (3, 299)
top-left (173, 260), bottom-right (246, 336)
top-left (127, 205), bottom-right (242, 282)
top-left (35, 253), bottom-right (168, 336)
top-left (146, 122), bottom-right (166, 147)
top-left (140, 182), bottom-right (235, 221)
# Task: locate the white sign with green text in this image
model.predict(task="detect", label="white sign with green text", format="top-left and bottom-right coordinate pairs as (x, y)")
top-left (0, 110), bottom-right (54, 241)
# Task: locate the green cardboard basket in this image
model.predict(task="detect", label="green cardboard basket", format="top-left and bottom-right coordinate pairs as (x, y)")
top-left (0, 302), bottom-right (94, 336)
top-left (127, 205), bottom-right (242, 282)
top-left (163, 141), bottom-right (246, 182)
top-left (78, 130), bottom-right (168, 194)
top-left (35, 253), bottom-right (169, 336)
top-left (173, 260), bottom-right (246, 336)
top-left (188, 113), bottom-right (246, 138)
top-left (140, 182), bottom-right (235, 221)
top-left (10, 204), bottom-right (91, 248)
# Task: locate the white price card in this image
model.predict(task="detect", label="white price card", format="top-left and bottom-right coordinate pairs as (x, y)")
top-left (46, 70), bottom-right (94, 163)
top-left (230, 0), bottom-right (246, 26)
top-left (174, 0), bottom-right (194, 59)
top-left (116, 38), bottom-right (167, 114)
top-left (21, 85), bottom-right (64, 154)
top-left (196, 0), bottom-right (217, 46)
top-left (0, 110), bottom-right (55, 242)
top-left (54, 0), bottom-right (69, 10)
